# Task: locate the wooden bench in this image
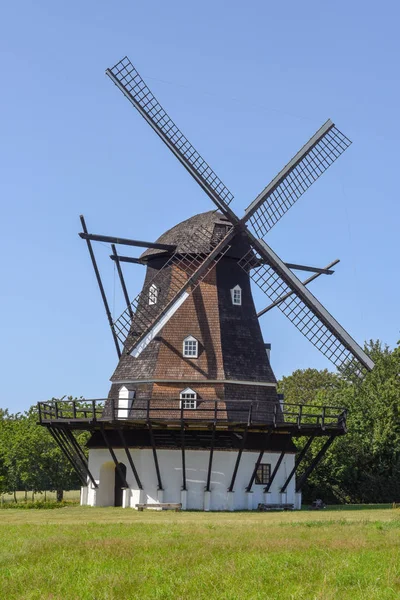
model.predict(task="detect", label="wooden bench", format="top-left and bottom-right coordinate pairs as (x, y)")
top-left (135, 503), bottom-right (182, 512)
top-left (257, 503), bottom-right (294, 511)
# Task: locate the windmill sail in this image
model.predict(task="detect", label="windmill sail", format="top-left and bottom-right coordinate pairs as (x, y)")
top-left (113, 224), bottom-right (233, 356)
top-left (106, 57), bottom-right (234, 215)
top-left (243, 120), bottom-right (352, 237)
top-left (238, 239), bottom-right (374, 375)
top-left (106, 55), bottom-right (374, 375)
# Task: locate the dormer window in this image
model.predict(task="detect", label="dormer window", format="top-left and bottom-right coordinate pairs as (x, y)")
top-left (183, 335), bottom-right (198, 358)
top-left (231, 285), bottom-right (242, 306)
top-left (148, 284), bottom-right (158, 305)
top-left (180, 388), bottom-right (197, 409)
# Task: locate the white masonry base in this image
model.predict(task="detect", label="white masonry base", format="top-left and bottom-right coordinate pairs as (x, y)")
top-left (84, 448), bottom-right (297, 511)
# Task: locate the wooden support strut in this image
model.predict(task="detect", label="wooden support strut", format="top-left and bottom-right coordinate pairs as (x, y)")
top-left (181, 404), bottom-right (186, 491)
top-left (205, 403), bottom-right (218, 492)
top-left (228, 425), bottom-right (249, 492)
top-left (280, 434), bottom-right (316, 493)
top-left (111, 244), bottom-right (133, 318)
top-left (117, 428), bottom-right (143, 490)
top-left (46, 426), bottom-right (87, 487)
top-left (60, 427), bottom-right (98, 490)
top-left (264, 450), bottom-right (285, 493)
top-left (79, 216), bottom-right (121, 358)
top-left (99, 425), bottom-right (129, 489)
top-left (147, 419), bottom-right (163, 490)
top-left (246, 430), bottom-right (272, 493)
top-left (296, 435), bottom-right (336, 492)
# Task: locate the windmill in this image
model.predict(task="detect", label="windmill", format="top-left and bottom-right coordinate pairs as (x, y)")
top-left (38, 57), bottom-right (374, 511)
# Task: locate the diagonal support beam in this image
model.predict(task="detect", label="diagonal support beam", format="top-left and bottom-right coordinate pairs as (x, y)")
top-left (246, 430), bottom-right (272, 492)
top-left (117, 428), bottom-right (143, 490)
top-left (100, 425), bottom-right (129, 488)
top-left (258, 259), bottom-right (340, 318)
top-left (281, 434), bottom-right (316, 493)
top-left (228, 426), bottom-right (249, 492)
top-left (181, 404), bottom-right (186, 491)
top-left (296, 435), bottom-right (336, 492)
top-left (264, 450), bottom-right (286, 493)
top-left (80, 216), bottom-right (121, 358)
top-left (148, 421), bottom-right (163, 490)
top-left (205, 406), bottom-right (218, 492)
top-left (111, 245), bottom-right (133, 319)
top-left (47, 427), bottom-right (88, 487)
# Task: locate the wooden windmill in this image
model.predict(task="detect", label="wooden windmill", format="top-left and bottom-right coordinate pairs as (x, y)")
top-left (38, 57), bottom-right (374, 511)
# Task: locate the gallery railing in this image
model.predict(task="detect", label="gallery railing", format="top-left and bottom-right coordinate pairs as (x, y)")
top-left (37, 399), bottom-right (347, 431)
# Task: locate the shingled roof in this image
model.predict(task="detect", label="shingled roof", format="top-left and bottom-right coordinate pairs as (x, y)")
top-left (140, 210), bottom-right (233, 260)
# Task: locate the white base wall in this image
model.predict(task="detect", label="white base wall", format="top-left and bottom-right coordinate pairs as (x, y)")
top-left (85, 448), bottom-right (296, 510)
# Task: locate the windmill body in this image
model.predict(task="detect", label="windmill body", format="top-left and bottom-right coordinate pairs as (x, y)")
top-left (38, 57), bottom-right (374, 511)
top-left (84, 211), bottom-right (295, 511)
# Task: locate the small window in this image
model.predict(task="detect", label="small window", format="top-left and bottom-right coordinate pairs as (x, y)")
top-left (180, 388), bottom-right (197, 409)
top-left (231, 285), bottom-right (242, 306)
top-left (255, 463), bottom-right (271, 485)
top-left (149, 284), bottom-right (158, 305)
top-left (183, 335), bottom-right (198, 358)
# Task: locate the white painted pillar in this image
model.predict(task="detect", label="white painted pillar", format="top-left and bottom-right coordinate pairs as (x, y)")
top-left (204, 490), bottom-right (211, 511)
top-left (122, 488), bottom-right (131, 508)
top-left (264, 492), bottom-right (272, 505)
top-left (90, 484), bottom-right (98, 507)
top-left (246, 492), bottom-right (253, 511)
top-left (181, 490), bottom-right (188, 510)
top-left (80, 486), bottom-right (88, 506)
top-left (227, 491), bottom-right (235, 511)
top-left (280, 491), bottom-right (288, 505)
top-left (294, 492), bottom-right (302, 510)
top-left (157, 489), bottom-right (164, 503)
top-left (131, 489), bottom-right (144, 509)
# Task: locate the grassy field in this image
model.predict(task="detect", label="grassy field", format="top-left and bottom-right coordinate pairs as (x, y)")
top-left (1, 507), bottom-right (399, 600)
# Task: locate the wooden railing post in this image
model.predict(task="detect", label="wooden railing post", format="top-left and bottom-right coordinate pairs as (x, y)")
top-left (321, 406), bottom-right (326, 430)
top-left (72, 401), bottom-right (77, 419)
top-left (297, 404), bottom-right (303, 428)
top-left (110, 398), bottom-right (115, 421)
top-left (55, 402), bottom-right (59, 420)
top-left (92, 400), bottom-right (97, 421)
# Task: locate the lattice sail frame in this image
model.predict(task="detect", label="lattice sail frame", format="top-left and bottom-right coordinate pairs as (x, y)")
top-left (238, 249), bottom-right (365, 378)
top-left (105, 55), bottom-right (374, 375)
top-left (113, 222), bottom-right (232, 351)
top-left (244, 123), bottom-right (352, 238)
top-left (107, 57), bottom-right (233, 208)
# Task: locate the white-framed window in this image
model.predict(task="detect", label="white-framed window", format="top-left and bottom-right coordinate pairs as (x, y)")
top-left (180, 388), bottom-right (197, 409)
top-left (148, 283), bottom-right (158, 305)
top-left (231, 284), bottom-right (242, 306)
top-left (183, 335), bottom-right (198, 358)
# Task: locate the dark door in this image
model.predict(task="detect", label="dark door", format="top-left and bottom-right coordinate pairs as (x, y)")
top-left (114, 463), bottom-right (127, 507)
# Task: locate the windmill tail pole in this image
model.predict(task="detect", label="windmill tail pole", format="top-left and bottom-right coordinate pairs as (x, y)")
top-left (79, 215), bottom-right (121, 358)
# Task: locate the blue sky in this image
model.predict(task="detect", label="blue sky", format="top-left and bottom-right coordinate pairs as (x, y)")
top-left (1, 0), bottom-right (398, 412)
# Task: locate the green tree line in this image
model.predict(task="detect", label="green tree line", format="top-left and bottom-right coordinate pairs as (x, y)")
top-left (0, 340), bottom-right (399, 504)
top-left (279, 340), bottom-right (400, 503)
top-left (0, 404), bottom-right (87, 502)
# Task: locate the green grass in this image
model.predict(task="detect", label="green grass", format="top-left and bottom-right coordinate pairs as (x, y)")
top-left (1, 507), bottom-right (400, 600)
top-left (1, 490), bottom-right (80, 504)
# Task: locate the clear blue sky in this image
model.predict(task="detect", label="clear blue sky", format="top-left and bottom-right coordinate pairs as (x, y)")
top-left (1, 1), bottom-right (398, 412)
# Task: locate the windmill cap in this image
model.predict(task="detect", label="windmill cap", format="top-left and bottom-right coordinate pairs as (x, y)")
top-left (140, 210), bottom-right (236, 260)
